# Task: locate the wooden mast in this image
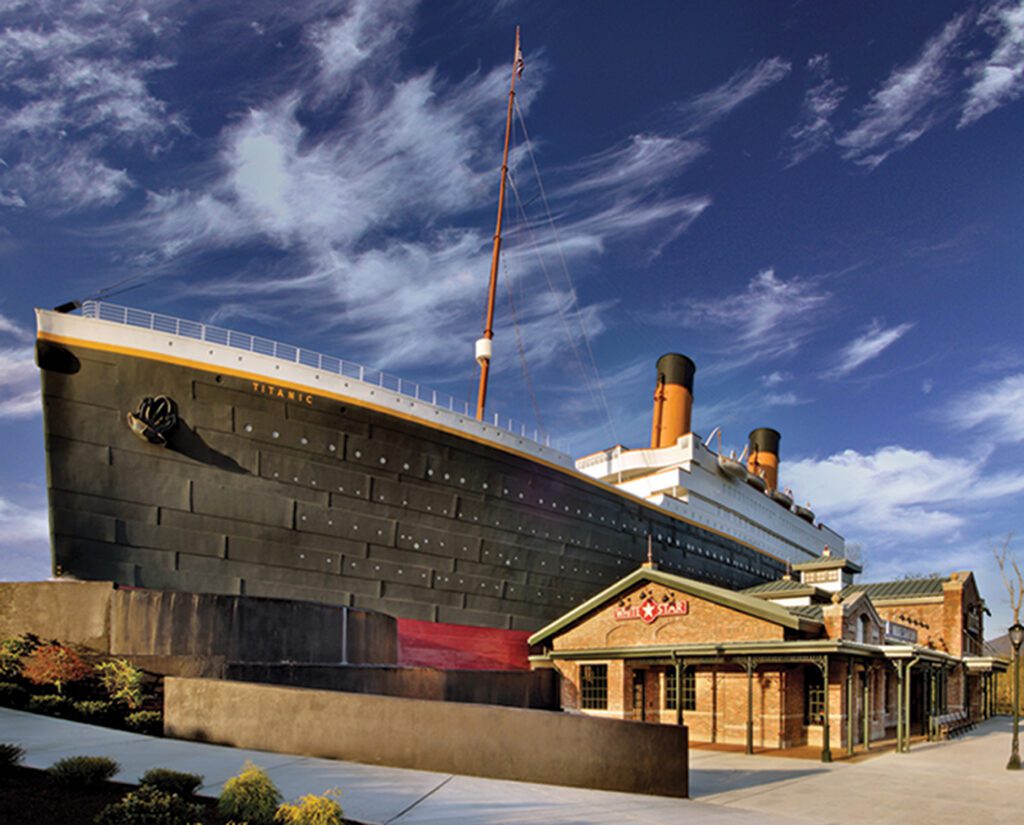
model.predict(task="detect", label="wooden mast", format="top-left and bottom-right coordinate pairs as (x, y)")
top-left (475, 26), bottom-right (521, 421)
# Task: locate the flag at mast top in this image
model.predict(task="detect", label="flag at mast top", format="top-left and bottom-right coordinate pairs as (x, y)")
top-left (475, 26), bottom-right (523, 422)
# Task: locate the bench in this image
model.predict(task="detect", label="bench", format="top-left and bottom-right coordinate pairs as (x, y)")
top-left (933, 710), bottom-right (974, 739)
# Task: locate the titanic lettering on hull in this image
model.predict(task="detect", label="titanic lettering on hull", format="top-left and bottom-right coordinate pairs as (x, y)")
top-left (252, 381), bottom-right (314, 405)
top-left (615, 598), bottom-right (689, 624)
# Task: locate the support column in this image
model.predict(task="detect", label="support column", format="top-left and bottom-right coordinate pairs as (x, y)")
top-left (821, 656), bottom-right (832, 763)
top-left (846, 658), bottom-right (855, 756)
top-left (863, 665), bottom-right (871, 750)
top-left (895, 661), bottom-right (904, 753)
top-left (903, 658), bottom-right (918, 753)
top-left (674, 658), bottom-right (683, 727)
top-left (745, 658), bottom-right (755, 755)
top-left (927, 668), bottom-right (936, 741)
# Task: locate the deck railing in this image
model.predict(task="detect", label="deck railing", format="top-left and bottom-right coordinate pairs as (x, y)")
top-left (80, 301), bottom-right (558, 450)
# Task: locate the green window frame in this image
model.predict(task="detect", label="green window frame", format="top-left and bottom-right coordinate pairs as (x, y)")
top-left (805, 667), bottom-right (826, 725)
top-left (580, 664), bottom-right (608, 709)
top-left (665, 668), bottom-right (696, 711)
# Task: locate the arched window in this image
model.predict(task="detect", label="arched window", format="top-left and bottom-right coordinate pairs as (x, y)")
top-left (857, 614), bottom-right (871, 644)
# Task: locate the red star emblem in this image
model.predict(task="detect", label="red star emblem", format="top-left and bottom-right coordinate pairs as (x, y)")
top-left (640, 598), bottom-right (658, 624)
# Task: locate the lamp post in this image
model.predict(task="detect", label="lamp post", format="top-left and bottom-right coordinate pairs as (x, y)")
top-left (1008, 622), bottom-right (1024, 771)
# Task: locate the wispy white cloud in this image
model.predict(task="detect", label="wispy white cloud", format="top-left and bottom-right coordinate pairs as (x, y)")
top-left (131, 2), bottom-right (710, 382)
top-left (837, 12), bottom-right (969, 168)
top-left (0, 311), bottom-right (39, 419)
top-left (0, 495), bottom-right (49, 546)
top-left (960, 0), bottom-right (1024, 127)
top-left (827, 319), bottom-right (914, 377)
top-left (951, 373), bottom-right (1024, 443)
top-left (763, 391), bottom-right (809, 407)
top-left (0, 0), bottom-right (184, 211)
top-left (679, 268), bottom-right (831, 367)
top-left (559, 134), bottom-right (706, 197)
top-left (310, 0), bottom-right (413, 95)
top-left (785, 445), bottom-right (1024, 542)
top-left (761, 370), bottom-right (789, 388)
top-left (679, 57), bottom-right (792, 134)
top-left (784, 54), bottom-right (846, 167)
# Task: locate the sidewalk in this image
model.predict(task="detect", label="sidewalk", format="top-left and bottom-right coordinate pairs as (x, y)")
top-left (3, 707), bottom-right (1021, 824)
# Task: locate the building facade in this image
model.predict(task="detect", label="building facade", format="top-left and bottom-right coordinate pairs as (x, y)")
top-left (528, 555), bottom-right (1005, 761)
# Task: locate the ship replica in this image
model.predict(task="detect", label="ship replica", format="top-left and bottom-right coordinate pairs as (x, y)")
top-left (33, 30), bottom-right (843, 651)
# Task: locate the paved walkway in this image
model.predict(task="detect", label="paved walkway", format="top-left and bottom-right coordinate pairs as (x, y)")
top-left (3, 707), bottom-right (1021, 824)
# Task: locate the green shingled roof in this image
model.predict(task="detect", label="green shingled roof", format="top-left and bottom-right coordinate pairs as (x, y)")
top-left (787, 605), bottom-right (825, 622)
top-left (842, 577), bottom-right (946, 601)
top-left (742, 579), bottom-right (810, 595)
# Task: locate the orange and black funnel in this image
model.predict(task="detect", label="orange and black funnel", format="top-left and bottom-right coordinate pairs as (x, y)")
top-left (650, 353), bottom-right (696, 449)
top-left (747, 427), bottom-right (781, 491)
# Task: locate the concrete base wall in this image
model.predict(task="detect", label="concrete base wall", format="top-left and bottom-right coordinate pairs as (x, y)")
top-left (0, 581), bottom-right (114, 650)
top-left (0, 581), bottom-right (396, 665)
top-left (225, 663), bottom-right (558, 709)
top-left (165, 677), bottom-right (688, 798)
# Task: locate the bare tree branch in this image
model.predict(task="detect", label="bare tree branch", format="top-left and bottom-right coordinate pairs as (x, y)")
top-left (994, 533), bottom-right (1023, 625)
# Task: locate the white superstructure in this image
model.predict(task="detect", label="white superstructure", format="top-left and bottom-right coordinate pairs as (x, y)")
top-left (576, 434), bottom-right (843, 565)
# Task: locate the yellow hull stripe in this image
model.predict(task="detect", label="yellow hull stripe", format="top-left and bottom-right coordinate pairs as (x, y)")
top-left (38, 330), bottom-right (788, 565)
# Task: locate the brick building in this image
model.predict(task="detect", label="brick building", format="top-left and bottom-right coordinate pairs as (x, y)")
top-left (528, 554), bottom-right (1006, 761)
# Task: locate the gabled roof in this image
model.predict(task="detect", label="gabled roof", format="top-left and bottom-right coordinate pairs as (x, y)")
top-left (742, 579), bottom-right (830, 601)
top-left (527, 565), bottom-right (821, 647)
top-left (792, 556), bottom-right (862, 574)
top-left (840, 589), bottom-right (887, 629)
top-left (842, 577), bottom-right (946, 601)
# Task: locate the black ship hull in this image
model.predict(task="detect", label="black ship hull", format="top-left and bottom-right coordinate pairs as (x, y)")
top-left (38, 334), bottom-right (786, 634)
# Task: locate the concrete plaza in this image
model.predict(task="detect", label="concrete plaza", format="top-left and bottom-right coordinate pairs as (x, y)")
top-left (2, 707), bottom-right (1021, 824)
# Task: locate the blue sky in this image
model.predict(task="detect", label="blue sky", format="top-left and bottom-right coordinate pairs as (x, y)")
top-left (2, 0), bottom-right (1023, 634)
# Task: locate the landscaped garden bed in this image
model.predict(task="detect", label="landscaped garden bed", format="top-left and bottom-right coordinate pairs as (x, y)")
top-left (0, 633), bottom-right (163, 733)
top-left (0, 744), bottom-right (359, 824)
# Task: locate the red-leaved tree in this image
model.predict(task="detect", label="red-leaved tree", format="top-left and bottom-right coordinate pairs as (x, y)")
top-left (22, 644), bottom-right (94, 695)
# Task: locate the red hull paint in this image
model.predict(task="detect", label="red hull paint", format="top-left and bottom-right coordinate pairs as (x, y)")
top-left (397, 618), bottom-right (531, 671)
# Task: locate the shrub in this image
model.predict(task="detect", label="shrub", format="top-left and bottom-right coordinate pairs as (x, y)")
top-left (0, 633), bottom-right (41, 679)
top-left (27, 694), bottom-right (73, 717)
top-left (0, 681), bottom-right (28, 708)
top-left (22, 644), bottom-right (93, 695)
top-left (140, 767), bottom-right (204, 798)
top-left (96, 658), bottom-right (145, 710)
top-left (47, 755), bottom-right (119, 787)
top-left (94, 784), bottom-right (204, 825)
top-left (0, 742), bottom-right (25, 771)
top-left (218, 761), bottom-right (282, 825)
top-left (275, 791), bottom-right (343, 825)
top-left (74, 699), bottom-right (116, 724)
top-left (126, 710), bottom-right (163, 735)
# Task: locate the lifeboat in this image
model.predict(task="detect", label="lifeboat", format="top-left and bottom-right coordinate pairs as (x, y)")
top-left (746, 472), bottom-right (767, 492)
top-left (793, 503), bottom-right (815, 523)
top-left (770, 488), bottom-right (794, 508)
top-left (717, 454), bottom-right (747, 479)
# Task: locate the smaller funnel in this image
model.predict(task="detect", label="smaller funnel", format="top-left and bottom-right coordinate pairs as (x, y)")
top-left (747, 427), bottom-right (780, 492)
